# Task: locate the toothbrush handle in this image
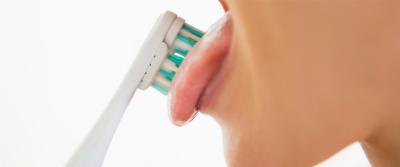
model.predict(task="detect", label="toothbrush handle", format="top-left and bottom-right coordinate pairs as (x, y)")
top-left (66, 62), bottom-right (144, 167)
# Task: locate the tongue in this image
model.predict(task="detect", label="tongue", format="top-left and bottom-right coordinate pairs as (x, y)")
top-left (168, 14), bottom-right (233, 126)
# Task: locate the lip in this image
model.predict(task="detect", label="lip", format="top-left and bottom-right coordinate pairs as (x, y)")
top-left (168, 14), bottom-right (233, 126)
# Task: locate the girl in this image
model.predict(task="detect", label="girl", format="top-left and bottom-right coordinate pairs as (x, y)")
top-left (169, 0), bottom-right (400, 166)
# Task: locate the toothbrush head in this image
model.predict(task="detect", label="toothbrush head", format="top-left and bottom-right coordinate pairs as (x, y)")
top-left (135, 11), bottom-right (204, 95)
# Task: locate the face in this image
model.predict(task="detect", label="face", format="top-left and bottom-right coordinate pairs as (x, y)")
top-left (170, 1), bottom-right (400, 166)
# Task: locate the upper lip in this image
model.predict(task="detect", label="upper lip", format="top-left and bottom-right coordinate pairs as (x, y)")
top-left (168, 14), bottom-right (233, 126)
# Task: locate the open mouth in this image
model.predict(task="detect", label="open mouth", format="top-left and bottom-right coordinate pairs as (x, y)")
top-left (168, 14), bottom-right (233, 126)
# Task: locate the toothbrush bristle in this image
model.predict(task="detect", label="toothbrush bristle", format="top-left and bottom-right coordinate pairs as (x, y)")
top-left (152, 82), bottom-right (168, 95)
top-left (182, 24), bottom-right (204, 38)
top-left (161, 59), bottom-right (178, 72)
top-left (177, 34), bottom-right (196, 47)
top-left (167, 54), bottom-right (184, 67)
top-left (159, 68), bottom-right (175, 81)
top-left (173, 45), bottom-right (189, 56)
top-left (151, 23), bottom-right (204, 95)
top-left (179, 29), bottom-right (201, 42)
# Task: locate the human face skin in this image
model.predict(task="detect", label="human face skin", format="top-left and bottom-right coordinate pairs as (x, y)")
top-left (170, 0), bottom-right (400, 166)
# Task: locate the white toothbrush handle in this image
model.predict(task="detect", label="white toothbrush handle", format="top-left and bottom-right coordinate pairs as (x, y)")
top-left (66, 59), bottom-right (146, 167)
top-left (66, 11), bottom-right (178, 167)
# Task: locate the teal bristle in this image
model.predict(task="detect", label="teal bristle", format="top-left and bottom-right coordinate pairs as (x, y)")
top-left (159, 68), bottom-right (175, 81)
top-left (151, 23), bottom-right (204, 95)
top-left (173, 45), bottom-right (189, 56)
top-left (182, 24), bottom-right (204, 38)
top-left (176, 34), bottom-right (196, 47)
top-left (152, 82), bottom-right (168, 95)
top-left (168, 54), bottom-right (184, 67)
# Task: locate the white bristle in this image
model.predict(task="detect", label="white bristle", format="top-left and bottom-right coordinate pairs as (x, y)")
top-left (179, 29), bottom-right (201, 42)
top-left (162, 59), bottom-right (178, 72)
top-left (155, 74), bottom-right (171, 89)
top-left (174, 40), bottom-right (192, 51)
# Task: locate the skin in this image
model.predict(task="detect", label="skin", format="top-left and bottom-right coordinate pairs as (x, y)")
top-left (169, 0), bottom-right (400, 166)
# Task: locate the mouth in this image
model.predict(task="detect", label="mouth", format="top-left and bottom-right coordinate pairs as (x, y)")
top-left (168, 14), bottom-right (233, 126)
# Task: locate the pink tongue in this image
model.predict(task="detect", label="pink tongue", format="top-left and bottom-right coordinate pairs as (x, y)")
top-left (168, 15), bottom-right (233, 126)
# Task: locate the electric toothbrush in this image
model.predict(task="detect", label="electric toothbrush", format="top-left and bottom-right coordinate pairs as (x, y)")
top-left (66, 11), bottom-right (204, 167)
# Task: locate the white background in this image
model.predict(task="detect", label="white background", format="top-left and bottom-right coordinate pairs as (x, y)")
top-left (0, 0), bottom-right (371, 166)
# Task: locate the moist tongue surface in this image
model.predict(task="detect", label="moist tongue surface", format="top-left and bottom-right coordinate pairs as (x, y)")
top-left (168, 15), bottom-right (233, 126)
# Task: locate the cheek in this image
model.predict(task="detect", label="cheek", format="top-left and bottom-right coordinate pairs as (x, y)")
top-left (201, 46), bottom-right (376, 166)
